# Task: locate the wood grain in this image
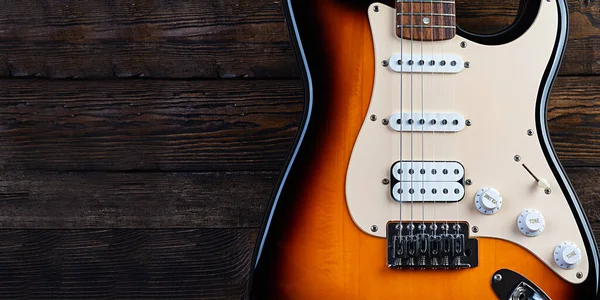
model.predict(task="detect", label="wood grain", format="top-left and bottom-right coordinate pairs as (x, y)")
top-left (396, 2), bottom-right (456, 41)
top-left (549, 76), bottom-right (600, 167)
top-left (0, 79), bottom-right (302, 172)
top-left (0, 228), bottom-right (256, 299)
top-left (0, 0), bottom-right (295, 79)
top-left (566, 167), bottom-right (600, 223)
top-left (0, 171), bottom-right (276, 228)
top-left (0, 0), bottom-right (598, 78)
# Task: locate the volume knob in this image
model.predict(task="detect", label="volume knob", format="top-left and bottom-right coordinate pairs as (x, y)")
top-left (554, 241), bottom-right (582, 269)
top-left (517, 209), bottom-right (545, 237)
top-left (474, 187), bottom-right (502, 215)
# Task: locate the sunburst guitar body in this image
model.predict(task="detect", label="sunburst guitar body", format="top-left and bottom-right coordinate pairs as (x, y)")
top-left (250, 0), bottom-right (600, 299)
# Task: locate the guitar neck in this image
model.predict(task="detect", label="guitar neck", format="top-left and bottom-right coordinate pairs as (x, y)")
top-left (396, 0), bottom-right (457, 41)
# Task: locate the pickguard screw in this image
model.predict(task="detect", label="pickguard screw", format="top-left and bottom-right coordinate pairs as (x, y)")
top-left (545, 188), bottom-right (552, 195)
top-left (527, 129), bottom-right (534, 136)
top-left (382, 178), bottom-right (390, 185)
top-left (465, 179), bottom-right (472, 185)
top-left (493, 274), bottom-right (502, 282)
top-left (472, 226), bottom-right (479, 233)
top-left (460, 41), bottom-right (467, 48)
top-left (577, 272), bottom-right (583, 279)
top-left (371, 225), bottom-right (378, 232)
top-left (464, 61), bottom-right (471, 68)
top-left (465, 119), bottom-right (472, 126)
top-left (382, 118), bottom-right (389, 125)
top-left (373, 5), bottom-right (379, 12)
top-left (382, 60), bottom-right (389, 67)
top-left (514, 155), bottom-right (521, 162)
top-left (370, 114), bottom-right (377, 121)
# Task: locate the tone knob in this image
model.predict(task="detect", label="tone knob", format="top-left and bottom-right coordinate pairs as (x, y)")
top-left (517, 209), bottom-right (545, 237)
top-left (474, 187), bottom-right (502, 215)
top-left (554, 241), bottom-right (582, 269)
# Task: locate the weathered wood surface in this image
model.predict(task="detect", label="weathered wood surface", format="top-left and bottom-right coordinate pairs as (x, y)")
top-left (0, 171), bottom-right (277, 228)
top-left (0, 0), bottom-right (294, 79)
top-left (0, 0), bottom-right (598, 78)
top-left (549, 76), bottom-right (600, 167)
top-left (0, 80), bottom-right (302, 172)
top-left (0, 229), bottom-right (256, 299)
top-left (0, 0), bottom-right (599, 299)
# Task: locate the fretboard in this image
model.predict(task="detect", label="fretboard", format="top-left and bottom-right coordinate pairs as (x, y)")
top-left (396, 0), bottom-right (456, 41)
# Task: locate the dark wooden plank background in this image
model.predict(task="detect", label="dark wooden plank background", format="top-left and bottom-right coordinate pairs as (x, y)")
top-left (0, 0), bottom-right (600, 298)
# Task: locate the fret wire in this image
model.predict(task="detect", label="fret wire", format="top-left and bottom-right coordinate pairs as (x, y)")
top-left (396, 0), bottom-right (456, 4)
top-left (395, 0), bottom-right (456, 41)
top-left (396, 13), bottom-right (456, 16)
top-left (396, 25), bottom-right (455, 28)
top-left (397, 0), bottom-right (455, 3)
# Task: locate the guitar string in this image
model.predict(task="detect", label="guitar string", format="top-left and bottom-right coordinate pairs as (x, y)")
top-left (399, 0), bottom-right (404, 239)
top-left (452, 0), bottom-right (460, 236)
top-left (441, 1), bottom-right (449, 236)
top-left (409, 0), bottom-right (415, 234)
top-left (420, 0), bottom-right (426, 235)
top-left (430, 0), bottom-right (437, 239)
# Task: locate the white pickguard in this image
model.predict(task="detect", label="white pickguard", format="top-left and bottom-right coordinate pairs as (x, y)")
top-left (345, 2), bottom-right (588, 284)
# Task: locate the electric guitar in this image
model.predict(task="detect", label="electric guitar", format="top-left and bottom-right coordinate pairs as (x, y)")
top-left (250, 0), bottom-right (600, 299)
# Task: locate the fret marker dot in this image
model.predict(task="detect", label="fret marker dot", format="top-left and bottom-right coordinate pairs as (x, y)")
top-left (423, 17), bottom-right (431, 25)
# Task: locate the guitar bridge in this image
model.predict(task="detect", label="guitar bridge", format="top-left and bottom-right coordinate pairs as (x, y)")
top-left (386, 221), bottom-right (478, 269)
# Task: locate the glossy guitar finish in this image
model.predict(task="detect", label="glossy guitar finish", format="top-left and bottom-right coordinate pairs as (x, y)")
top-left (250, 0), bottom-right (600, 299)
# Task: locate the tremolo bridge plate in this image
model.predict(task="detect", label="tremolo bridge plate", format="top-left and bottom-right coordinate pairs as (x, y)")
top-left (386, 221), bottom-right (478, 269)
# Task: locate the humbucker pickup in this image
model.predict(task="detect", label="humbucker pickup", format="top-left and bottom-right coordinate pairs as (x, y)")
top-left (390, 161), bottom-right (465, 202)
top-left (387, 221), bottom-right (478, 269)
top-left (388, 112), bottom-right (465, 132)
top-left (387, 53), bottom-right (464, 74)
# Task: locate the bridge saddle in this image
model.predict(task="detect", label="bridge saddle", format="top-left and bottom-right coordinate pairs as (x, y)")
top-left (387, 221), bottom-right (478, 269)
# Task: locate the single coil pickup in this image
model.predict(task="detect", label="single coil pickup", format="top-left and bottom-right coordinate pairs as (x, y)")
top-left (387, 221), bottom-right (478, 269)
top-left (388, 112), bottom-right (465, 132)
top-left (391, 161), bottom-right (464, 182)
top-left (387, 53), bottom-right (465, 74)
top-left (391, 181), bottom-right (464, 202)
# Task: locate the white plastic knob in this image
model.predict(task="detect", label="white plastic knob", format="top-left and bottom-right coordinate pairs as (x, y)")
top-left (554, 241), bottom-right (582, 269)
top-left (517, 209), bottom-right (545, 237)
top-left (474, 187), bottom-right (502, 215)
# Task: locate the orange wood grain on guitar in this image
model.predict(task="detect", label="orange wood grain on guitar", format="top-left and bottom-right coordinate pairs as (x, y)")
top-left (271, 1), bottom-right (574, 298)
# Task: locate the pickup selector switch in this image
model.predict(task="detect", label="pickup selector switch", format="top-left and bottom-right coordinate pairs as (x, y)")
top-left (554, 241), bottom-right (582, 269)
top-left (517, 209), bottom-right (545, 237)
top-left (474, 187), bottom-right (502, 215)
